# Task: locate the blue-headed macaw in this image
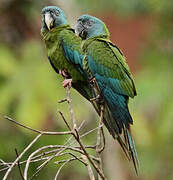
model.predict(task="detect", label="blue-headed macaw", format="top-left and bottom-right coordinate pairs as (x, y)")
top-left (76, 14), bottom-right (139, 174)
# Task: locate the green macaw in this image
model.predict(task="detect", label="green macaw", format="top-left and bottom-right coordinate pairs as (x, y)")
top-left (41, 6), bottom-right (133, 165)
top-left (76, 14), bottom-right (139, 174)
top-left (41, 6), bottom-right (93, 100)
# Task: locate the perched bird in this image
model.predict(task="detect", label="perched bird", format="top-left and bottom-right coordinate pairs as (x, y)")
top-left (41, 7), bottom-right (128, 146)
top-left (41, 6), bottom-right (92, 100)
top-left (76, 15), bottom-right (139, 173)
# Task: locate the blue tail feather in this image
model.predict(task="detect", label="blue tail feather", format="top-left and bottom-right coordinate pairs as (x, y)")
top-left (102, 85), bottom-right (132, 133)
top-left (95, 74), bottom-right (139, 174)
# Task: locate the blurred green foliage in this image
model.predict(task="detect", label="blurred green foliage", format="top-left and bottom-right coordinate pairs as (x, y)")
top-left (0, 0), bottom-right (173, 179)
top-left (75, 0), bottom-right (173, 17)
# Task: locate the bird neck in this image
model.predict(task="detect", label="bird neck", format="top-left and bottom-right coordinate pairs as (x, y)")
top-left (42, 24), bottom-right (71, 40)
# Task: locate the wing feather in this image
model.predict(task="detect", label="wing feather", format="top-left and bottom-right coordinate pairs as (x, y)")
top-left (86, 39), bottom-right (136, 98)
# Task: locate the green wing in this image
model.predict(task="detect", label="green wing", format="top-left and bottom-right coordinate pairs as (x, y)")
top-left (86, 38), bottom-right (136, 98)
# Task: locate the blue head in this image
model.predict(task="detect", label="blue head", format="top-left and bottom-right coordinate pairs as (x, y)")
top-left (41, 6), bottom-right (68, 31)
top-left (75, 15), bottom-right (109, 40)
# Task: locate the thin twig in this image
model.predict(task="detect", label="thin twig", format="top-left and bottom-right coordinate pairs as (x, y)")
top-left (1, 113), bottom-right (103, 179)
top-left (0, 159), bottom-right (10, 167)
top-left (66, 86), bottom-right (77, 130)
top-left (65, 87), bottom-right (106, 180)
top-left (96, 105), bottom-right (105, 153)
top-left (81, 155), bottom-right (95, 180)
top-left (96, 105), bottom-right (104, 180)
top-left (80, 125), bottom-right (103, 139)
top-left (91, 80), bottom-right (106, 179)
top-left (54, 154), bottom-right (99, 165)
top-left (4, 116), bottom-right (72, 135)
top-left (0, 144), bottom-right (97, 173)
top-left (24, 145), bottom-right (65, 179)
top-left (54, 157), bottom-right (78, 165)
top-left (2, 86), bottom-right (107, 180)
top-left (54, 152), bottom-right (88, 167)
top-left (27, 118), bottom-right (92, 179)
top-left (15, 148), bottom-right (24, 180)
top-left (74, 130), bottom-right (106, 179)
top-left (69, 152), bottom-right (87, 166)
top-left (0, 167), bottom-right (9, 172)
top-left (3, 134), bottom-right (42, 180)
top-left (25, 145), bottom-right (71, 179)
top-left (54, 161), bottom-right (69, 180)
top-left (100, 127), bottom-right (106, 153)
top-left (28, 119), bottom-right (95, 178)
top-left (58, 111), bottom-right (71, 131)
top-left (58, 98), bottom-right (67, 103)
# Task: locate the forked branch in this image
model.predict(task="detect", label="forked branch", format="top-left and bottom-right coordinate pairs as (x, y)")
top-left (1, 86), bottom-right (106, 180)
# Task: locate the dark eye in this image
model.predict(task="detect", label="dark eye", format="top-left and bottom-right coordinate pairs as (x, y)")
top-left (87, 21), bottom-right (93, 26)
top-left (55, 10), bottom-right (59, 16)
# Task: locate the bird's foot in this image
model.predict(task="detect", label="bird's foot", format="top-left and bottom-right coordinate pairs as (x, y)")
top-left (89, 77), bottom-right (96, 84)
top-left (62, 79), bottom-right (72, 88)
top-left (90, 94), bottom-right (104, 105)
top-left (59, 70), bottom-right (69, 78)
top-left (90, 95), bottom-right (101, 102)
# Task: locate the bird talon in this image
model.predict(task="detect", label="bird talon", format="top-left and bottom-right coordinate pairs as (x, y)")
top-left (89, 77), bottom-right (96, 84)
top-left (90, 95), bottom-right (100, 102)
top-left (90, 94), bottom-right (104, 105)
top-left (62, 79), bottom-right (72, 88)
top-left (59, 69), bottom-right (70, 78)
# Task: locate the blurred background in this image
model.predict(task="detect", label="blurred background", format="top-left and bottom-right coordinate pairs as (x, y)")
top-left (0, 0), bottom-right (173, 179)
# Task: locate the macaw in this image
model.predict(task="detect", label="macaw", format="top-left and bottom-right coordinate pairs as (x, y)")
top-left (41, 6), bottom-right (92, 100)
top-left (76, 14), bottom-right (139, 173)
top-left (41, 6), bottom-right (119, 134)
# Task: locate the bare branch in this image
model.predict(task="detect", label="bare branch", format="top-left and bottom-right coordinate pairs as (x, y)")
top-left (4, 116), bottom-right (72, 135)
top-left (3, 134), bottom-right (42, 180)
top-left (0, 167), bottom-right (9, 173)
top-left (24, 144), bottom-right (72, 179)
top-left (65, 87), bottom-right (106, 180)
top-left (66, 86), bottom-right (77, 130)
top-left (0, 159), bottom-right (10, 168)
top-left (68, 152), bottom-right (87, 166)
top-left (58, 111), bottom-right (72, 131)
top-left (15, 148), bottom-right (24, 180)
top-left (74, 130), bottom-right (106, 179)
top-left (81, 155), bottom-right (95, 180)
top-left (2, 86), bottom-right (107, 180)
top-left (96, 105), bottom-right (105, 180)
top-left (54, 161), bottom-right (69, 180)
top-left (54, 157), bottom-right (78, 165)
top-left (58, 98), bottom-right (68, 103)
top-left (80, 125), bottom-right (103, 139)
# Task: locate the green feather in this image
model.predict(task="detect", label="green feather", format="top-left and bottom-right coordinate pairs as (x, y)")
top-left (41, 25), bottom-right (84, 82)
top-left (82, 37), bottom-right (136, 98)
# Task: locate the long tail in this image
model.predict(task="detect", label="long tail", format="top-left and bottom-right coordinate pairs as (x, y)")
top-left (89, 82), bottom-right (133, 162)
top-left (73, 80), bottom-right (139, 174)
top-left (101, 85), bottom-right (139, 174)
top-left (123, 127), bottom-right (139, 174)
top-left (106, 103), bottom-right (139, 174)
top-left (103, 104), bottom-right (131, 161)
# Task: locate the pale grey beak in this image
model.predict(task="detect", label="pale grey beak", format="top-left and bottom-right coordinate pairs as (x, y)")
top-left (75, 21), bottom-right (87, 40)
top-left (74, 23), bottom-right (80, 36)
top-left (45, 12), bottom-right (54, 30)
top-left (75, 21), bottom-right (84, 37)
